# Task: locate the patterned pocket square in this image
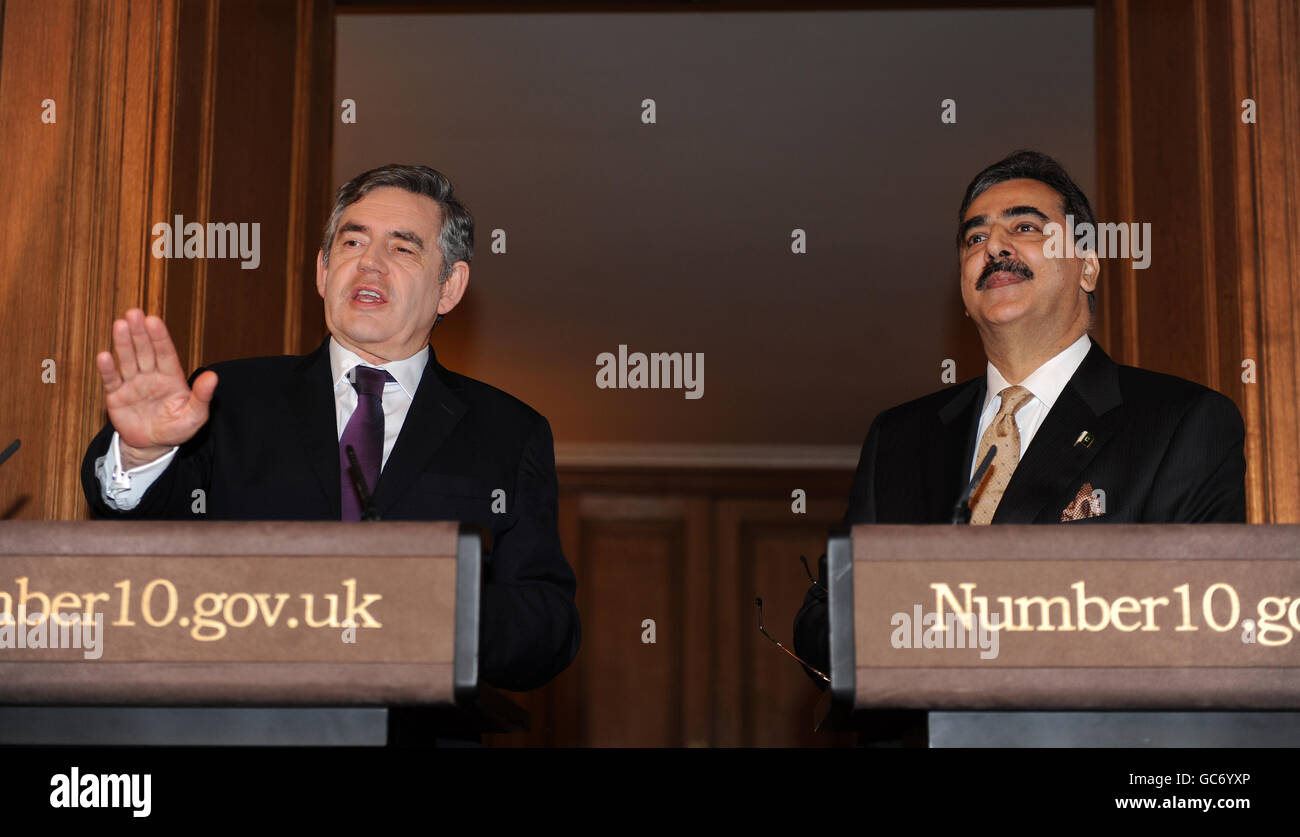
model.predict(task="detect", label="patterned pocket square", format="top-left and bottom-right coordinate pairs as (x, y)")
top-left (1060, 481), bottom-right (1105, 521)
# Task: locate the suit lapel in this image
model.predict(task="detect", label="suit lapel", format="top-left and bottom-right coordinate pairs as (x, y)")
top-left (992, 339), bottom-right (1124, 523)
top-left (372, 350), bottom-right (467, 516)
top-left (285, 340), bottom-right (343, 517)
top-left (931, 378), bottom-right (985, 521)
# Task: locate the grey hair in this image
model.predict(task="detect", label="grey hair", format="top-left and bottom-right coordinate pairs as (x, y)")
top-left (320, 164), bottom-right (473, 282)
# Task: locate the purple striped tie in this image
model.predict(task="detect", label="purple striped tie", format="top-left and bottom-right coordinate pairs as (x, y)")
top-left (340, 365), bottom-right (393, 521)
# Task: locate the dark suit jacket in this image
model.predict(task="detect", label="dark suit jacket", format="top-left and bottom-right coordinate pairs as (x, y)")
top-left (793, 338), bottom-right (1246, 694)
top-left (81, 338), bottom-right (580, 693)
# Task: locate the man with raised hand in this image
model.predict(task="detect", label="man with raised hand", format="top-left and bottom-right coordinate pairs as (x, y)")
top-left (82, 165), bottom-right (580, 696)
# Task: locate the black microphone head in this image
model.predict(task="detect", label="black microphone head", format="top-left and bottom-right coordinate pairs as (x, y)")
top-left (343, 443), bottom-right (381, 521)
top-left (952, 444), bottom-right (999, 524)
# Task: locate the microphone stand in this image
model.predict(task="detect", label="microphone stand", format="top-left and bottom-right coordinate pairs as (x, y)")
top-left (952, 444), bottom-right (997, 524)
top-left (0, 439), bottom-right (18, 469)
top-left (345, 444), bottom-right (381, 521)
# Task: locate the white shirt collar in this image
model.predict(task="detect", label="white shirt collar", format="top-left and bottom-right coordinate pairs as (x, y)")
top-left (328, 335), bottom-right (429, 400)
top-left (981, 333), bottom-right (1092, 414)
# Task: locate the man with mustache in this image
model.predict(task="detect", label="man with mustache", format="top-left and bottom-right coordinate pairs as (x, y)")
top-left (793, 150), bottom-right (1246, 728)
top-left (80, 165), bottom-right (580, 723)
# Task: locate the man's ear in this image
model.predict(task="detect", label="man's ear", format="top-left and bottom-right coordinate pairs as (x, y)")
top-left (436, 261), bottom-right (470, 316)
top-left (315, 250), bottom-right (328, 299)
top-left (1079, 248), bottom-right (1100, 294)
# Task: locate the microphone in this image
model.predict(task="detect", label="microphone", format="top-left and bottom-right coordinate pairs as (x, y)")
top-left (344, 444), bottom-right (381, 521)
top-left (0, 439), bottom-right (18, 468)
top-left (951, 444), bottom-right (997, 524)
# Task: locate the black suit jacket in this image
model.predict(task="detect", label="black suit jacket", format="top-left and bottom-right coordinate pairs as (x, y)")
top-left (81, 338), bottom-right (580, 693)
top-left (794, 338), bottom-right (1246, 692)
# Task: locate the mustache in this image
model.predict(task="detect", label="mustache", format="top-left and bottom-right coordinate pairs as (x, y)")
top-left (976, 259), bottom-right (1034, 290)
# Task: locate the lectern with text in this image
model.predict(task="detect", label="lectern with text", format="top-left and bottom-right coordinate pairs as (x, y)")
top-left (0, 521), bottom-right (526, 745)
top-left (823, 524), bottom-right (1300, 746)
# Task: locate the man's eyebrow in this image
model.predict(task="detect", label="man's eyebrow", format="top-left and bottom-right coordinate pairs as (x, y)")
top-left (958, 206), bottom-right (1052, 244)
top-left (1001, 205), bottom-right (1050, 222)
top-left (337, 222), bottom-right (424, 250)
top-left (958, 214), bottom-right (988, 241)
top-left (389, 229), bottom-right (424, 249)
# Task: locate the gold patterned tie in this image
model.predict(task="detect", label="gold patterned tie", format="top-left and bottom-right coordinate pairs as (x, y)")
top-left (969, 385), bottom-right (1036, 525)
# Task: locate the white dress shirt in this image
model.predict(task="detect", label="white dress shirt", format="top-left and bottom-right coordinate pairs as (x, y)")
top-left (96, 336), bottom-right (430, 510)
top-left (969, 333), bottom-right (1092, 481)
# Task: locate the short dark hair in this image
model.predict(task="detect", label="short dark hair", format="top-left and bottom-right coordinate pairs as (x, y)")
top-left (320, 164), bottom-right (473, 282)
top-left (957, 150), bottom-right (1095, 313)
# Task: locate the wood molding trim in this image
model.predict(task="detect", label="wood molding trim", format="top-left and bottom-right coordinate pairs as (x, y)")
top-left (185, 0), bottom-right (219, 374)
top-left (295, 0), bottom-right (335, 354)
top-left (1232, 0), bottom-right (1268, 524)
top-left (283, 0), bottom-right (330, 355)
top-left (41, 0), bottom-right (183, 520)
top-left (555, 442), bottom-right (860, 471)
top-left (1236, 0), bottom-right (1300, 522)
top-left (1192, 0), bottom-right (1220, 392)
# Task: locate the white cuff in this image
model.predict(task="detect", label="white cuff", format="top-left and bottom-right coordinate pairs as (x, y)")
top-left (96, 433), bottom-right (179, 511)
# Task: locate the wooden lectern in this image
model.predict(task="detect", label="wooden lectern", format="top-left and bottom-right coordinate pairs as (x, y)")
top-left (821, 524), bottom-right (1300, 746)
top-left (0, 521), bottom-right (527, 745)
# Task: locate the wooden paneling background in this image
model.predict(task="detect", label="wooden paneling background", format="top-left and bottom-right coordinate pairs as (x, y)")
top-left (0, 0), bottom-right (333, 522)
top-left (0, 0), bottom-right (178, 521)
top-left (1096, 0), bottom-right (1300, 523)
top-left (1, 0), bottom-right (1297, 746)
top-left (485, 469), bottom-right (856, 748)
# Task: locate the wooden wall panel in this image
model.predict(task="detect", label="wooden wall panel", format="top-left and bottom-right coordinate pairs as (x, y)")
top-left (1126, 4), bottom-right (1206, 382)
top-left (580, 515), bottom-right (687, 746)
top-left (1236, 0), bottom-right (1300, 524)
top-left (0, 0), bottom-right (176, 521)
top-left (717, 500), bottom-right (856, 748)
top-left (161, 0), bottom-right (335, 370)
top-left (186, 0), bottom-right (335, 368)
top-left (485, 469), bottom-right (854, 748)
top-left (571, 495), bottom-right (712, 747)
top-left (289, 0), bottom-right (337, 354)
top-left (0, 0), bottom-right (334, 522)
top-left (200, 0), bottom-right (295, 365)
top-left (1096, 0), bottom-right (1300, 522)
top-left (162, 0), bottom-right (218, 371)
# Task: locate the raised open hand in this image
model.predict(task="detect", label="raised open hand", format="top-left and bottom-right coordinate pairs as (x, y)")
top-left (95, 309), bottom-right (217, 468)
